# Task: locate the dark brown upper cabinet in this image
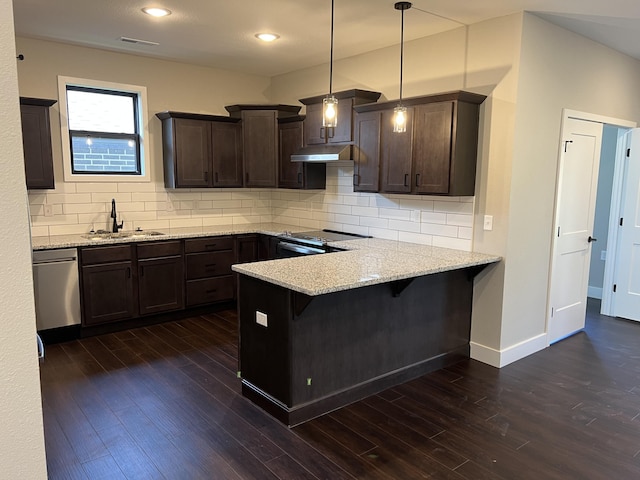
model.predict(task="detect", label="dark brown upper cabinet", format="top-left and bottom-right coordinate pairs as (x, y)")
top-left (278, 116), bottom-right (326, 190)
top-left (156, 111), bottom-right (243, 188)
top-left (299, 90), bottom-right (381, 146)
top-left (225, 104), bottom-right (301, 188)
top-left (20, 97), bottom-right (56, 190)
top-left (353, 91), bottom-right (486, 196)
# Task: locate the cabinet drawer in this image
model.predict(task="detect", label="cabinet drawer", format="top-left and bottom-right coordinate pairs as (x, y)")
top-left (81, 245), bottom-right (132, 265)
top-left (137, 241), bottom-right (182, 259)
top-left (186, 276), bottom-right (234, 307)
top-left (185, 236), bottom-right (234, 253)
top-left (186, 251), bottom-right (235, 279)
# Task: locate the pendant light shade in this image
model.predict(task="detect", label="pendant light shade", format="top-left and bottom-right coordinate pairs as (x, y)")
top-left (393, 1), bottom-right (412, 133)
top-left (323, 0), bottom-right (338, 129)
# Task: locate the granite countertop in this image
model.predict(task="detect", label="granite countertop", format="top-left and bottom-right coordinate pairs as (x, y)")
top-left (232, 237), bottom-right (500, 296)
top-left (30, 223), bottom-right (306, 250)
top-left (32, 224), bottom-right (500, 296)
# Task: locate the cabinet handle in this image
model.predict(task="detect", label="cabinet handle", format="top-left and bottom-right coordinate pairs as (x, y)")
top-left (404, 174), bottom-right (409, 187)
top-left (205, 263), bottom-right (217, 268)
top-left (353, 174), bottom-right (358, 186)
top-left (140, 266), bottom-right (144, 277)
top-left (327, 126), bottom-right (335, 139)
top-left (297, 172), bottom-right (303, 184)
top-left (320, 126), bottom-right (325, 140)
top-left (204, 171), bottom-right (209, 182)
top-left (206, 289), bottom-right (218, 294)
top-left (245, 172), bottom-right (249, 184)
top-left (215, 172), bottom-right (219, 183)
top-left (415, 173), bottom-right (421, 187)
top-left (126, 267), bottom-right (131, 278)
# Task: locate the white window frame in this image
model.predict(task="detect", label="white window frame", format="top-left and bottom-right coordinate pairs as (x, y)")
top-left (58, 76), bottom-right (151, 183)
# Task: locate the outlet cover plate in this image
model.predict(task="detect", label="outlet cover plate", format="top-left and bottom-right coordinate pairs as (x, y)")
top-left (256, 311), bottom-right (268, 327)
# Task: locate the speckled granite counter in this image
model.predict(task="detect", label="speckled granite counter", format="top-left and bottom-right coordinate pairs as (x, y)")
top-left (232, 237), bottom-right (500, 296)
top-left (30, 223), bottom-right (306, 250)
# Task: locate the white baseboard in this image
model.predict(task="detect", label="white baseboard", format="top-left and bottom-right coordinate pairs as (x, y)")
top-left (470, 333), bottom-right (548, 368)
top-left (588, 286), bottom-right (603, 300)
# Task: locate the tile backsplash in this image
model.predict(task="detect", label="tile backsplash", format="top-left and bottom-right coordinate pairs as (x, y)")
top-left (28, 164), bottom-right (474, 251)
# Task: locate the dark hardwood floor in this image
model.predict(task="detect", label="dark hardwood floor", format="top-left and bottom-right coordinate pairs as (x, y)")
top-left (40, 298), bottom-right (640, 479)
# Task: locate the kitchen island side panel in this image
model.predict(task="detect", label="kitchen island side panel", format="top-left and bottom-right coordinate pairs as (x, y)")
top-left (238, 268), bottom-right (475, 425)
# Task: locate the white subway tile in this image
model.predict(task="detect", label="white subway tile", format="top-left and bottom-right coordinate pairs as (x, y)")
top-left (341, 225), bottom-right (370, 237)
top-left (63, 203), bottom-right (107, 214)
top-left (121, 211), bottom-right (157, 221)
top-left (145, 201), bottom-right (167, 211)
top-left (334, 214), bottom-right (360, 226)
top-left (222, 207), bottom-right (253, 217)
top-left (211, 200), bottom-right (243, 209)
top-left (28, 193), bottom-right (47, 205)
top-left (421, 223), bottom-right (459, 237)
top-left (132, 192), bottom-right (167, 202)
top-left (135, 220), bottom-right (171, 230)
top-left (52, 182), bottom-right (77, 193)
top-left (251, 207), bottom-right (271, 216)
top-left (326, 204), bottom-right (352, 215)
top-left (47, 193), bottom-right (93, 204)
top-left (421, 211), bottom-right (447, 224)
top-left (31, 214), bottom-right (78, 225)
top-left (29, 225), bottom-right (50, 237)
top-left (298, 218), bottom-right (321, 229)
top-left (446, 213), bottom-right (473, 228)
top-left (458, 227), bottom-right (473, 240)
top-left (167, 192), bottom-right (201, 201)
top-left (197, 200), bottom-right (213, 209)
top-left (398, 198), bottom-right (434, 211)
top-left (388, 219), bottom-right (421, 233)
top-left (75, 183), bottom-right (117, 193)
top-left (192, 209), bottom-right (224, 217)
top-left (359, 216), bottom-right (389, 228)
top-left (336, 185), bottom-right (355, 194)
top-left (379, 208), bottom-right (411, 220)
top-left (202, 217), bottom-right (235, 226)
top-left (48, 224), bottom-right (91, 236)
top-left (272, 215), bottom-right (300, 226)
top-left (117, 182), bottom-right (158, 193)
top-left (351, 206), bottom-right (379, 217)
top-left (201, 191), bottom-right (233, 201)
top-left (434, 201), bottom-right (473, 214)
top-left (343, 195), bottom-right (370, 207)
top-left (116, 202), bottom-right (147, 212)
top-left (92, 192), bottom-right (133, 203)
top-left (398, 232), bottom-right (433, 245)
top-left (170, 218), bottom-right (203, 228)
top-left (432, 236), bottom-right (472, 251)
top-left (179, 201), bottom-right (195, 210)
top-left (311, 212), bottom-right (335, 222)
top-left (369, 228), bottom-right (399, 241)
top-left (372, 196), bottom-right (401, 208)
top-left (233, 216), bottom-right (263, 225)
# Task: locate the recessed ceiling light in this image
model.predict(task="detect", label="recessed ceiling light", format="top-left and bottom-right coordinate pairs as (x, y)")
top-left (142, 7), bottom-right (172, 17)
top-left (255, 33), bottom-right (280, 43)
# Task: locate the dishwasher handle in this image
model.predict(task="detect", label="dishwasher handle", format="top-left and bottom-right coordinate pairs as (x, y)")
top-left (32, 256), bottom-right (77, 265)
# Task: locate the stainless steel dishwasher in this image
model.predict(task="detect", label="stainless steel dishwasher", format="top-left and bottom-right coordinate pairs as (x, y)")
top-left (32, 248), bottom-right (81, 331)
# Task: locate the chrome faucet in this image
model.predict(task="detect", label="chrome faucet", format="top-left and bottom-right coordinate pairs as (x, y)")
top-left (111, 198), bottom-right (123, 233)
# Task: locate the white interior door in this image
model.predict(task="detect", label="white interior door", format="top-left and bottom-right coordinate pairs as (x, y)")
top-left (548, 117), bottom-right (603, 343)
top-left (613, 129), bottom-right (640, 321)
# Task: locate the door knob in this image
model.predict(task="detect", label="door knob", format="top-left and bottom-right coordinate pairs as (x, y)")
top-left (588, 236), bottom-right (597, 243)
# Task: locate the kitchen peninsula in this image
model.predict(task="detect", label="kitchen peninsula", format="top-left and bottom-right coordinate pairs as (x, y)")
top-left (233, 238), bottom-right (499, 426)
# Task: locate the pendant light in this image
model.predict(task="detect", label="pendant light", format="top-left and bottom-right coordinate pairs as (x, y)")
top-left (322, 0), bottom-right (338, 132)
top-left (393, 1), bottom-right (412, 133)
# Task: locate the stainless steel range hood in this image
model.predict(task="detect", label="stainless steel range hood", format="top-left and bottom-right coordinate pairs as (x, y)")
top-left (291, 144), bottom-right (352, 162)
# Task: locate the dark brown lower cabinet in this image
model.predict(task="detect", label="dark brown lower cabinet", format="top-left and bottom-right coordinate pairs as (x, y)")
top-left (81, 261), bottom-right (135, 326)
top-left (138, 256), bottom-right (184, 316)
top-left (185, 236), bottom-right (236, 307)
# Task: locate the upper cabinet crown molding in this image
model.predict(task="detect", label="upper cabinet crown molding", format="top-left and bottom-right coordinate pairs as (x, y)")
top-left (298, 89), bottom-right (382, 106)
top-left (155, 111), bottom-right (240, 123)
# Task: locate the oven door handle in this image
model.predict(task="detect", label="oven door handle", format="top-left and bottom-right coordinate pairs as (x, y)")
top-left (278, 241), bottom-right (325, 255)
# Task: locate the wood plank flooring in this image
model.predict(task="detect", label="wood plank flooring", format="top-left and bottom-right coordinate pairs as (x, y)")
top-left (40, 299), bottom-right (640, 479)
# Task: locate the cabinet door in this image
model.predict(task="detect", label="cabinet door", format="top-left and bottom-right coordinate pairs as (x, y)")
top-left (21, 104), bottom-right (54, 189)
top-left (212, 122), bottom-right (243, 187)
top-left (237, 234), bottom-right (259, 264)
top-left (380, 108), bottom-right (414, 193)
top-left (331, 97), bottom-right (354, 144)
top-left (174, 118), bottom-right (212, 187)
top-left (353, 111), bottom-right (381, 192)
top-left (303, 103), bottom-right (325, 145)
top-left (242, 110), bottom-right (277, 187)
top-left (138, 256), bottom-right (184, 316)
top-left (81, 262), bottom-right (135, 326)
top-left (278, 121), bottom-right (304, 188)
top-left (412, 102), bottom-right (453, 194)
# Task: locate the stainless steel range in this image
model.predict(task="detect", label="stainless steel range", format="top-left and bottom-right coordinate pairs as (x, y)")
top-left (275, 229), bottom-right (370, 258)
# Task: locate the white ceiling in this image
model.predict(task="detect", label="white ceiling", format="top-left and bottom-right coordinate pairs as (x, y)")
top-left (11, 0), bottom-right (640, 77)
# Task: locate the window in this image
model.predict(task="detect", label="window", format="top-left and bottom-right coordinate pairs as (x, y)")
top-left (58, 77), bottom-right (150, 182)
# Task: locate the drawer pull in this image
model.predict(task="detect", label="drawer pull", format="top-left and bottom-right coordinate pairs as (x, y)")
top-left (205, 244), bottom-right (217, 249)
top-left (205, 289), bottom-right (218, 294)
top-left (205, 263), bottom-right (217, 268)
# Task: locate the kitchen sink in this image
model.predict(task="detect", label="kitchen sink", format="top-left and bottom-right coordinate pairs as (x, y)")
top-left (82, 230), bottom-right (166, 240)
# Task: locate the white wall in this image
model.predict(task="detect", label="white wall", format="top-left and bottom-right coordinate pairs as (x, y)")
top-left (499, 14), bottom-right (640, 356)
top-left (0, 1), bottom-right (48, 478)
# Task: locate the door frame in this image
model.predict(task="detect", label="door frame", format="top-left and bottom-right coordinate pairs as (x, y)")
top-left (546, 109), bottom-right (635, 343)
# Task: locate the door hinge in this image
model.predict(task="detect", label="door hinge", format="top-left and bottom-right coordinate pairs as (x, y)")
top-left (627, 148), bottom-right (631, 157)
top-left (620, 217), bottom-right (624, 226)
top-left (613, 284), bottom-right (617, 293)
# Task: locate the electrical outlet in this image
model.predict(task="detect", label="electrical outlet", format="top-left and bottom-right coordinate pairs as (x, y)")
top-left (601, 250), bottom-right (607, 261)
top-left (43, 204), bottom-right (53, 217)
top-left (256, 311), bottom-right (268, 327)
top-left (483, 215), bottom-right (493, 231)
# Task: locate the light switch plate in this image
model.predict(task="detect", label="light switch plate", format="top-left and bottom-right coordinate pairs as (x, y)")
top-left (483, 215), bottom-right (493, 231)
top-left (256, 311), bottom-right (268, 327)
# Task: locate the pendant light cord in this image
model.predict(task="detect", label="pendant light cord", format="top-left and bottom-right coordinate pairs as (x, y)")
top-left (399, 6), bottom-right (405, 104)
top-left (329, 0), bottom-right (335, 95)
